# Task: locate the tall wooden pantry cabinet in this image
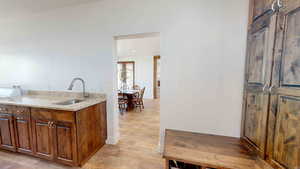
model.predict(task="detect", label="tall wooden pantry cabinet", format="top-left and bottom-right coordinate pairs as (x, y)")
top-left (242, 0), bottom-right (300, 169)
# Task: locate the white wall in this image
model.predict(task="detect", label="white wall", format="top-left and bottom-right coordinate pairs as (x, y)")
top-left (117, 36), bottom-right (160, 59)
top-left (117, 36), bottom-right (160, 99)
top-left (0, 0), bottom-right (249, 145)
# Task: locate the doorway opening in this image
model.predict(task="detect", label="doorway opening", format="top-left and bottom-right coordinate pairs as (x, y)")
top-left (115, 32), bottom-right (160, 112)
top-left (114, 32), bottom-right (161, 162)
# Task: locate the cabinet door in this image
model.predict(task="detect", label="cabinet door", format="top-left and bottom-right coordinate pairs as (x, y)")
top-left (32, 119), bottom-right (54, 160)
top-left (243, 13), bottom-right (277, 157)
top-left (269, 96), bottom-right (300, 169)
top-left (14, 115), bottom-right (33, 154)
top-left (0, 113), bottom-right (15, 151)
top-left (267, 2), bottom-right (300, 169)
top-left (53, 122), bottom-right (77, 166)
top-left (246, 13), bottom-right (276, 88)
top-left (252, 0), bottom-right (274, 20)
top-left (244, 91), bottom-right (269, 157)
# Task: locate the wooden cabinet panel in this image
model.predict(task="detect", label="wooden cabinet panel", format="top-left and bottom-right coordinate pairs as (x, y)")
top-left (244, 92), bottom-right (269, 156)
top-left (247, 28), bottom-right (267, 85)
top-left (246, 13), bottom-right (276, 87)
top-left (31, 108), bottom-right (52, 121)
top-left (280, 8), bottom-right (300, 88)
top-left (266, 3), bottom-right (300, 169)
top-left (53, 122), bottom-right (77, 165)
top-left (15, 116), bottom-right (33, 154)
top-left (0, 114), bottom-right (15, 151)
top-left (252, 0), bottom-right (274, 20)
top-left (244, 0), bottom-right (300, 167)
top-left (56, 125), bottom-right (73, 160)
top-left (32, 119), bottom-right (54, 160)
top-left (100, 102), bottom-right (107, 144)
top-left (271, 96), bottom-right (300, 169)
top-left (243, 13), bottom-right (277, 158)
top-left (76, 102), bottom-right (107, 166)
top-left (32, 108), bottom-right (74, 123)
top-left (13, 107), bottom-right (33, 154)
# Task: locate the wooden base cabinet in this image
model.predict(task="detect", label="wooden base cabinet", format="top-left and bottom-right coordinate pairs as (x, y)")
top-left (0, 102), bottom-right (107, 167)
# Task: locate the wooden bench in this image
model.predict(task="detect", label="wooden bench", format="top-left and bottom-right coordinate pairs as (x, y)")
top-left (163, 129), bottom-right (273, 169)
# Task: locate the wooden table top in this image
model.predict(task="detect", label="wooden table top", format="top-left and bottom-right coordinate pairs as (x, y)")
top-left (118, 90), bottom-right (139, 95)
top-left (163, 129), bottom-right (261, 169)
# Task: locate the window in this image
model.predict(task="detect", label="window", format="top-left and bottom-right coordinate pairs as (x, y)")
top-left (117, 61), bottom-right (135, 90)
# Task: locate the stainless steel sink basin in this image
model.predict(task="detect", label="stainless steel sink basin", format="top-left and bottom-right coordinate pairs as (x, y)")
top-left (55, 99), bottom-right (84, 105)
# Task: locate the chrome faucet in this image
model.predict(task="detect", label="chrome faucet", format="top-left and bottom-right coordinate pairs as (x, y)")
top-left (68, 78), bottom-right (89, 98)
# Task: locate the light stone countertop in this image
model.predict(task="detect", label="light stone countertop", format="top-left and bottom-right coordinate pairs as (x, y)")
top-left (0, 90), bottom-right (106, 111)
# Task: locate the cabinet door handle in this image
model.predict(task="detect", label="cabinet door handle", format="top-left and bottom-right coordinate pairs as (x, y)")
top-left (272, 0), bottom-right (276, 11)
top-left (277, 0), bottom-right (283, 8)
top-left (49, 122), bottom-right (55, 128)
top-left (269, 85), bottom-right (275, 93)
top-left (262, 84), bottom-right (268, 93)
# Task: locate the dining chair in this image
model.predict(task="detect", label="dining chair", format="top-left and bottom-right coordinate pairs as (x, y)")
top-left (133, 85), bottom-right (141, 90)
top-left (118, 93), bottom-right (128, 114)
top-left (132, 87), bottom-right (145, 112)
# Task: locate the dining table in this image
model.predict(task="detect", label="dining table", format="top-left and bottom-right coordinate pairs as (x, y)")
top-left (118, 89), bottom-right (139, 111)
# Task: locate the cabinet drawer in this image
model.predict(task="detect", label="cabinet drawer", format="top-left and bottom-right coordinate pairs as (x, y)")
top-left (31, 108), bottom-right (74, 123)
top-left (31, 108), bottom-right (52, 120)
top-left (52, 111), bottom-right (74, 123)
top-left (12, 106), bottom-right (30, 117)
top-left (0, 105), bottom-right (12, 114)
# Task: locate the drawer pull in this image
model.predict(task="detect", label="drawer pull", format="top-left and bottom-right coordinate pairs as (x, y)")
top-left (51, 122), bottom-right (55, 128)
top-left (48, 121), bottom-right (55, 128)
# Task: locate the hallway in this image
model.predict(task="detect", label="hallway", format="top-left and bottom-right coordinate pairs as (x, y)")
top-left (0, 99), bottom-right (163, 169)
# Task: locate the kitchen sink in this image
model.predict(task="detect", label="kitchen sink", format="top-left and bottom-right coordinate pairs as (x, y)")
top-left (55, 99), bottom-right (84, 105)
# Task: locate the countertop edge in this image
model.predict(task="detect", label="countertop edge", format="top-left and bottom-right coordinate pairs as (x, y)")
top-left (0, 99), bottom-right (106, 112)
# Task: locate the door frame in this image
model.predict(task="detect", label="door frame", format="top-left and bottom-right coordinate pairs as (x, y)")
top-left (153, 55), bottom-right (160, 99)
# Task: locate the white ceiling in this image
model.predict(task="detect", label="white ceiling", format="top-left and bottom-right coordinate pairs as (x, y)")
top-left (0, 0), bottom-right (101, 19)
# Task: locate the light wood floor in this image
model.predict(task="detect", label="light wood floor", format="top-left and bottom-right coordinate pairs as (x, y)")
top-left (0, 99), bottom-right (163, 169)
